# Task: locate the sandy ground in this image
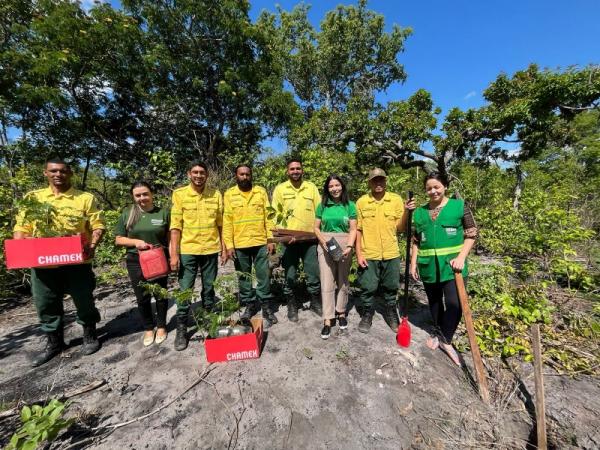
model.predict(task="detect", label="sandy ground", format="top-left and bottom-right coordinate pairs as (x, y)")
top-left (0, 263), bottom-right (598, 449)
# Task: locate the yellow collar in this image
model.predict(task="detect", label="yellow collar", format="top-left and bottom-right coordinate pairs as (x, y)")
top-left (284, 180), bottom-right (308, 191)
top-left (366, 192), bottom-right (391, 204)
top-left (42, 186), bottom-right (76, 198)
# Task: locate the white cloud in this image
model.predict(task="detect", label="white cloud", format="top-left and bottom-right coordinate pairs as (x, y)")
top-left (77, 0), bottom-right (105, 12)
top-left (464, 91), bottom-right (477, 100)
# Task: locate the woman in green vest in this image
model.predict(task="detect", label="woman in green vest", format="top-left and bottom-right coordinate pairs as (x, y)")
top-left (409, 172), bottom-right (478, 366)
top-left (115, 181), bottom-right (171, 347)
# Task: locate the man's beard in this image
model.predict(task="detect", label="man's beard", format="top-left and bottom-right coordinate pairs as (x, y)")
top-left (237, 179), bottom-right (252, 190)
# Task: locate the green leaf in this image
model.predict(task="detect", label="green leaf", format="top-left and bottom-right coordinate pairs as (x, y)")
top-left (21, 406), bottom-right (32, 422)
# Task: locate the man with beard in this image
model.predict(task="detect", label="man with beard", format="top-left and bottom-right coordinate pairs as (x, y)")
top-left (13, 157), bottom-right (105, 366)
top-left (222, 165), bottom-right (277, 328)
top-left (170, 161), bottom-right (225, 350)
top-left (271, 158), bottom-right (321, 322)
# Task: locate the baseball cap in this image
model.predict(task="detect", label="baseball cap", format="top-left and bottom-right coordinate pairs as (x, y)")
top-left (368, 168), bottom-right (387, 180)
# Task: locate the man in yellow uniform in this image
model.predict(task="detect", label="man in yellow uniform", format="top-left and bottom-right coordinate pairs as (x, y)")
top-left (222, 165), bottom-right (277, 328)
top-left (271, 158), bottom-right (321, 321)
top-left (170, 161), bottom-right (224, 351)
top-left (355, 168), bottom-right (415, 333)
top-left (13, 157), bottom-right (105, 367)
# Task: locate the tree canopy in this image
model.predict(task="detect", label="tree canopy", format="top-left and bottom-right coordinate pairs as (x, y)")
top-left (1, 0), bottom-right (599, 184)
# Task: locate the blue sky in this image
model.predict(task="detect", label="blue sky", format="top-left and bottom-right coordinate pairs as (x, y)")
top-left (246, 0), bottom-right (600, 152)
top-left (250, 0), bottom-right (599, 113)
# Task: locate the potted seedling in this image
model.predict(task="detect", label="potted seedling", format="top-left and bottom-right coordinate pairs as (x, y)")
top-left (266, 204), bottom-right (317, 244)
top-left (142, 272), bottom-right (265, 362)
top-left (5, 197), bottom-right (89, 269)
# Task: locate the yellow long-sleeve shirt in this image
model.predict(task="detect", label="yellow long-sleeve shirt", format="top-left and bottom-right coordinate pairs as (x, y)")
top-left (222, 185), bottom-right (273, 249)
top-left (356, 192), bottom-right (405, 260)
top-left (14, 186), bottom-right (105, 240)
top-left (170, 184), bottom-right (223, 255)
top-left (271, 180), bottom-right (320, 232)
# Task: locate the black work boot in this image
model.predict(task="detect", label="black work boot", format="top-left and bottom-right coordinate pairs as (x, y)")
top-left (261, 306), bottom-right (278, 329)
top-left (81, 324), bottom-right (100, 355)
top-left (174, 316), bottom-right (188, 351)
top-left (383, 305), bottom-right (400, 332)
top-left (358, 309), bottom-right (374, 334)
top-left (203, 299), bottom-right (216, 312)
top-left (309, 294), bottom-right (323, 317)
top-left (241, 301), bottom-right (261, 320)
top-left (287, 297), bottom-right (299, 322)
top-left (32, 329), bottom-right (65, 368)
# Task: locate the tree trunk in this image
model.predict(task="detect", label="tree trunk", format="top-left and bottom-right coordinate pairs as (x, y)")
top-left (513, 164), bottom-right (523, 209)
top-left (82, 150), bottom-right (92, 191)
top-left (436, 157), bottom-right (448, 180)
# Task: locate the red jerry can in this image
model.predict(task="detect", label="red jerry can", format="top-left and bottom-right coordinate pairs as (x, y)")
top-left (139, 246), bottom-right (168, 280)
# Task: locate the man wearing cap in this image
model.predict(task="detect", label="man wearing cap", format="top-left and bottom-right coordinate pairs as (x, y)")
top-left (355, 168), bottom-right (416, 333)
top-left (13, 157), bottom-right (105, 366)
top-left (271, 158), bottom-right (321, 321)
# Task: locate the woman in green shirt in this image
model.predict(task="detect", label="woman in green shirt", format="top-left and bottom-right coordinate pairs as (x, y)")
top-left (115, 181), bottom-right (171, 347)
top-left (314, 175), bottom-right (357, 339)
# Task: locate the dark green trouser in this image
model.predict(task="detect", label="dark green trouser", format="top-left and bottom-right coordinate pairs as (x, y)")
top-left (281, 241), bottom-right (320, 297)
top-left (31, 264), bottom-right (100, 333)
top-left (234, 245), bottom-right (272, 306)
top-left (358, 257), bottom-right (401, 309)
top-left (178, 253), bottom-right (218, 317)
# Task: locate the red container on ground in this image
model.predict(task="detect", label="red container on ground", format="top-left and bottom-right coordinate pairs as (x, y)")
top-left (138, 246), bottom-right (168, 280)
top-left (204, 318), bottom-right (264, 363)
top-left (4, 235), bottom-right (87, 269)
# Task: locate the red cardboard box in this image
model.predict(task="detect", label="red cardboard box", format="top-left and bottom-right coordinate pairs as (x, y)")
top-left (204, 318), bottom-right (264, 363)
top-left (4, 235), bottom-right (87, 269)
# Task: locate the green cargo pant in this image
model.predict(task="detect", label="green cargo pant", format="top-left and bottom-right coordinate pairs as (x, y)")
top-left (358, 257), bottom-right (401, 309)
top-left (234, 245), bottom-right (272, 306)
top-left (281, 241), bottom-right (320, 297)
top-left (178, 253), bottom-right (218, 317)
top-left (31, 264), bottom-right (101, 333)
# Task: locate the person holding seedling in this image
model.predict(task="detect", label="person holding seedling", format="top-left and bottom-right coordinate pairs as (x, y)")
top-left (272, 158), bottom-right (322, 322)
top-left (222, 164), bottom-right (278, 328)
top-left (355, 168), bottom-right (416, 334)
top-left (115, 181), bottom-right (171, 347)
top-left (169, 161), bottom-right (225, 351)
top-left (13, 157), bottom-right (105, 367)
top-left (409, 172), bottom-right (478, 366)
top-left (313, 174), bottom-right (357, 339)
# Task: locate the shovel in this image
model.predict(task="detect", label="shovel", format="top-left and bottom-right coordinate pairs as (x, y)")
top-left (397, 191), bottom-right (414, 348)
top-left (454, 271), bottom-right (490, 403)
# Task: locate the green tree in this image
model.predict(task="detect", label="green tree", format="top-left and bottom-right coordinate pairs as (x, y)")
top-left (259, 0), bottom-right (411, 161)
top-left (1, 0), bottom-right (148, 187)
top-left (123, 0), bottom-right (297, 169)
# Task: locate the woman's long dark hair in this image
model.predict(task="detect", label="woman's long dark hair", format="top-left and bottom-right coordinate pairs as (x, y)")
top-left (126, 181), bottom-right (154, 231)
top-left (321, 174), bottom-right (349, 208)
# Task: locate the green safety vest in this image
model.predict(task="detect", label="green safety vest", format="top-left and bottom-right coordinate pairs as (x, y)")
top-left (413, 198), bottom-right (467, 283)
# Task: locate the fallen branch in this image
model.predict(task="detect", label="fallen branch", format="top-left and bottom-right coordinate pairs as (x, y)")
top-left (0, 380), bottom-right (107, 419)
top-left (93, 365), bottom-right (214, 431)
top-left (199, 374), bottom-right (246, 449)
top-left (284, 410), bottom-right (294, 449)
top-left (6, 311), bottom-right (38, 318)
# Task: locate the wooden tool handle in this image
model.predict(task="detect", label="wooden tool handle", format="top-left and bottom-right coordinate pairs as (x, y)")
top-left (455, 272), bottom-right (490, 404)
top-left (400, 191), bottom-right (414, 317)
top-left (531, 324), bottom-right (547, 449)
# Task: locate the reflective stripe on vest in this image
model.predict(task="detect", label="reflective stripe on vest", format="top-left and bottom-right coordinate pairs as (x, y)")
top-left (418, 244), bottom-right (463, 257)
